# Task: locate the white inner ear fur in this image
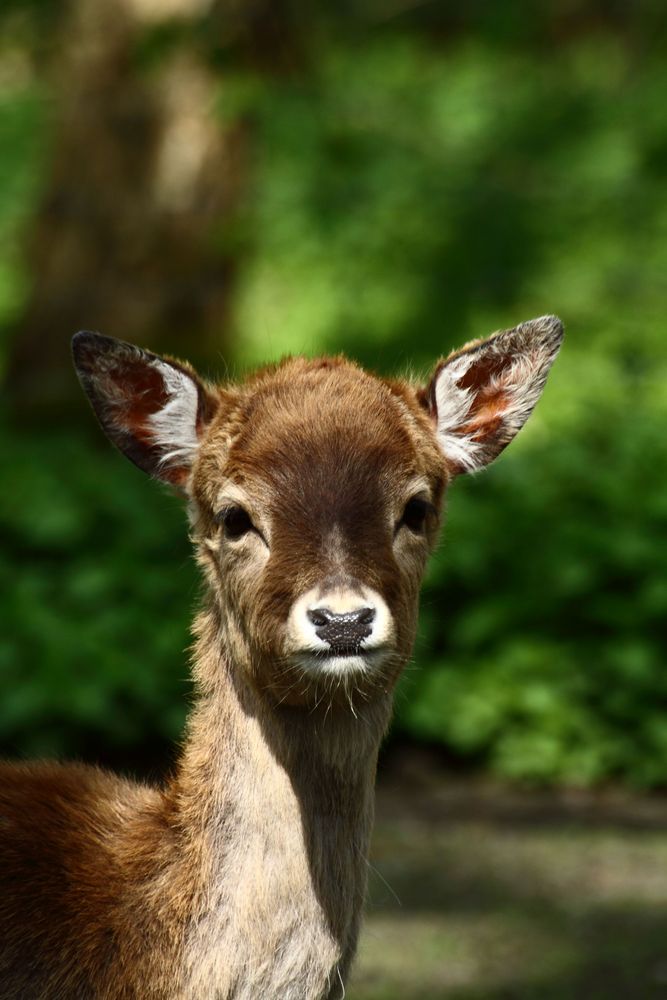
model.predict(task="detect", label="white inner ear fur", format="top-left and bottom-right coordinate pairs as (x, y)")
top-left (147, 359), bottom-right (201, 469)
top-left (433, 317), bottom-right (562, 473)
top-left (433, 351), bottom-right (485, 472)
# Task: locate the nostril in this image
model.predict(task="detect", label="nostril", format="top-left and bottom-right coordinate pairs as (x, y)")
top-left (307, 608), bottom-right (333, 628)
top-left (357, 607), bottom-right (376, 626)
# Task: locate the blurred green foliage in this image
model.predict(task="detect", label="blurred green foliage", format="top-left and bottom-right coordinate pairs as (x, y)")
top-left (0, 425), bottom-right (194, 765)
top-left (0, 86), bottom-right (46, 355)
top-left (232, 30), bottom-right (667, 374)
top-left (1, 3), bottom-right (666, 784)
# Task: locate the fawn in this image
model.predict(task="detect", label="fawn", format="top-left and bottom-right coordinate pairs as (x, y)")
top-left (0, 316), bottom-right (562, 998)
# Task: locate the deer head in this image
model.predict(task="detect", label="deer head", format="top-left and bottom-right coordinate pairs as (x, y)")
top-left (72, 316), bottom-right (562, 710)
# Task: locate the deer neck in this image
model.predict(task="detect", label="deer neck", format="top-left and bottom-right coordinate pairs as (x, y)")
top-left (169, 605), bottom-right (392, 998)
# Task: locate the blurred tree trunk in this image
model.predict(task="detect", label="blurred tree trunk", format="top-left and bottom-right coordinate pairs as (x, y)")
top-left (5, 0), bottom-right (260, 418)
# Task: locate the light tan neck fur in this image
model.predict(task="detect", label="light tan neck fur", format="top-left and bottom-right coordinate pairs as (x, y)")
top-left (166, 605), bottom-right (392, 999)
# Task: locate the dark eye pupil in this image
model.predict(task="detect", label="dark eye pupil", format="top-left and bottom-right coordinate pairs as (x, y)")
top-left (219, 506), bottom-right (253, 539)
top-left (402, 497), bottom-right (430, 533)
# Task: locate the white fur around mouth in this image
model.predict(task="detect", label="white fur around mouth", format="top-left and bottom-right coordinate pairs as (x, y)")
top-left (290, 646), bottom-right (393, 677)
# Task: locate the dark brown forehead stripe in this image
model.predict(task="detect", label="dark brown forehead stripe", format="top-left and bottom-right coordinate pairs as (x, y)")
top-left (227, 362), bottom-right (422, 507)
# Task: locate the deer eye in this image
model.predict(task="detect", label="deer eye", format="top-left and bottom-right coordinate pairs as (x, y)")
top-left (217, 505), bottom-right (254, 540)
top-left (399, 497), bottom-right (433, 534)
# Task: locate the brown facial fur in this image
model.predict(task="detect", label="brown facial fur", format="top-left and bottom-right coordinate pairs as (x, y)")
top-left (191, 357), bottom-right (445, 706)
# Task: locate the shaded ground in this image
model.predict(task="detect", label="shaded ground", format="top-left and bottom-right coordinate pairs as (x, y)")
top-left (351, 751), bottom-right (667, 999)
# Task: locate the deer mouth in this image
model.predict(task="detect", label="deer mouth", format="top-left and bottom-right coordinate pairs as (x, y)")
top-left (314, 643), bottom-right (368, 659)
top-left (291, 644), bottom-right (394, 676)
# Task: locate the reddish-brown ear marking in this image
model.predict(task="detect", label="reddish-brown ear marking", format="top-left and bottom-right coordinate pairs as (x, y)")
top-left (72, 331), bottom-right (218, 488)
top-left (426, 315), bottom-right (563, 475)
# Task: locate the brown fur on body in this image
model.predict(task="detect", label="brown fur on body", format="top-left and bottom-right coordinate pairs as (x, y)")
top-left (0, 317), bottom-right (562, 998)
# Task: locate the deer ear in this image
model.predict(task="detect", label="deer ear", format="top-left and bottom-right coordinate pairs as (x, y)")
top-left (72, 332), bottom-right (218, 489)
top-left (426, 315), bottom-right (563, 476)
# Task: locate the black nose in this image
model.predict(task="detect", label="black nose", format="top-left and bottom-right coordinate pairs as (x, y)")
top-left (307, 606), bottom-right (376, 651)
